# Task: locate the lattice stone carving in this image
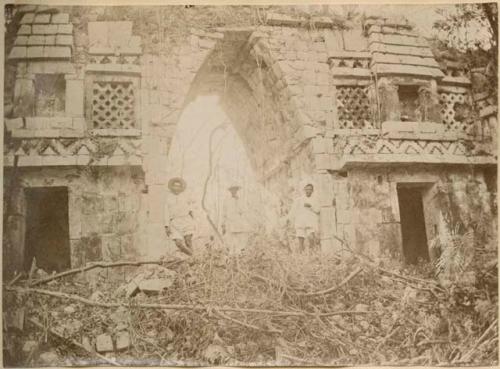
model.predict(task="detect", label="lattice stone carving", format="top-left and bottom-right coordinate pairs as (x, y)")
top-left (439, 91), bottom-right (474, 133)
top-left (337, 86), bottom-right (373, 129)
top-left (91, 81), bottom-right (136, 129)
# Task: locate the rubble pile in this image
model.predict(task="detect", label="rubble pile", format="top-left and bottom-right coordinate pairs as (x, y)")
top-left (3, 239), bottom-right (498, 366)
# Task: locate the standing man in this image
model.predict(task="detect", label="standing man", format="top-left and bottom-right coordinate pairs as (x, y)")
top-left (164, 177), bottom-right (196, 256)
top-left (221, 184), bottom-right (252, 256)
top-left (289, 182), bottom-right (320, 252)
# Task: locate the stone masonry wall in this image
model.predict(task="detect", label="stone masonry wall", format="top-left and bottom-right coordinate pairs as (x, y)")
top-left (4, 7), bottom-right (496, 267)
top-left (335, 165), bottom-right (495, 262)
top-left (136, 24), bottom-right (345, 255)
top-left (3, 167), bottom-right (144, 275)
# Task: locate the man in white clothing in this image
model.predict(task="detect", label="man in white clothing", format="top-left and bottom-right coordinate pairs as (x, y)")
top-left (289, 183), bottom-right (320, 252)
top-left (164, 177), bottom-right (196, 256)
top-left (221, 185), bottom-right (252, 256)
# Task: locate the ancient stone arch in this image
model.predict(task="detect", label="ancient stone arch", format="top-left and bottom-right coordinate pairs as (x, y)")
top-left (133, 24), bottom-right (332, 255)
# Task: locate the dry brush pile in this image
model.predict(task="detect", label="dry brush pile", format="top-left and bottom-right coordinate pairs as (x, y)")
top-left (3, 237), bottom-right (498, 367)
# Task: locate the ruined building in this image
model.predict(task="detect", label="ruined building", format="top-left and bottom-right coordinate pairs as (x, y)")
top-left (3, 6), bottom-right (498, 276)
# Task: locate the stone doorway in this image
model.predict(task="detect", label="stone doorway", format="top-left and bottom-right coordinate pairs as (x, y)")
top-left (24, 187), bottom-right (71, 272)
top-left (397, 184), bottom-right (430, 264)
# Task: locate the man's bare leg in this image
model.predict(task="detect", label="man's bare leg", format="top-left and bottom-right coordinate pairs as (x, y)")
top-left (307, 232), bottom-right (317, 251)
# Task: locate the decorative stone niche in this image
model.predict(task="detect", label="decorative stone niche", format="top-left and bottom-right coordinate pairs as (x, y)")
top-left (398, 85), bottom-right (419, 122)
top-left (34, 74), bottom-right (66, 116)
top-left (378, 77), bottom-right (442, 126)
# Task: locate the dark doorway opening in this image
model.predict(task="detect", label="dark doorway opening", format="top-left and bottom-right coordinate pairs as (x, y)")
top-left (397, 185), bottom-right (430, 264)
top-left (24, 187), bottom-right (70, 272)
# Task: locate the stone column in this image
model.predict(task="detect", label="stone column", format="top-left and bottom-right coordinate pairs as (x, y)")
top-left (378, 78), bottom-right (400, 122)
top-left (314, 169), bottom-right (343, 256)
top-left (65, 73), bottom-right (84, 117)
top-left (418, 80), bottom-right (441, 122)
top-left (13, 76), bottom-right (35, 117)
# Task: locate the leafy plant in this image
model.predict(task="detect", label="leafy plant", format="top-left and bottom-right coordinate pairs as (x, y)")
top-left (433, 214), bottom-right (475, 285)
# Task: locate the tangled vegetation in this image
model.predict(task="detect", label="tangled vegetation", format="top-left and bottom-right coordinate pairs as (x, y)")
top-left (4, 233), bottom-right (497, 367)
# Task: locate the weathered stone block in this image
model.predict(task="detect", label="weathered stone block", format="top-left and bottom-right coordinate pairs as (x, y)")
top-left (27, 46), bottom-right (44, 58)
top-left (18, 25), bottom-right (32, 35)
top-left (14, 36), bottom-right (28, 45)
top-left (5, 118), bottom-right (24, 130)
top-left (43, 46), bottom-right (71, 58)
top-left (116, 331), bottom-right (130, 351)
top-left (42, 155), bottom-right (78, 166)
top-left (44, 35), bottom-right (55, 45)
top-left (33, 24), bottom-right (58, 34)
top-left (20, 13), bottom-right (35, 24)
top-left (13, 78), bottom-right (35, 116)
top-left (65, 79), bottom-right (84, 116)
top-left (372, 53), bottom-right (439, 68)
top-left (18, 5), bottom-right (37, 13)
top-left (138, 278), bottom-right (173, 294)
top-left (24, 117), bottom-right (45, 130)
top-left (34, 14), bottom-right (51, 24)
top-left (373, 64), bottom-right (444, 78)
top-left (51, 13), bottom-right (70, 24)
top-left (55, 34), bottom-right (73, 46)
top-left (88, 22), bottom-right (109, 47)
top-left (28, 60), bottom-right (75, 74)
top-left (8, 46), bottom-right (27, 59)
top-left (315, 153), bottom-right (332, 170)
top-left (96, 334), bottom-right (113, 353)
top-left (57, 24), bottom-right (73, 34)
top-left (27, 35), bottom-right (45, 45)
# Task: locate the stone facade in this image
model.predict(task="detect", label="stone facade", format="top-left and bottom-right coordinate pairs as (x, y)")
top-left (333, 166), bottom-right (495, 259)
top-left (3, 6), bottom-right (497, 275)
top-left (3, 167), bottom-right (144, 272)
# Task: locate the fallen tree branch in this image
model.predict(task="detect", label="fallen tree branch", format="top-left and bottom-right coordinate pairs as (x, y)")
top-left (29, 259), bottom-right (183, 287)
top-left (316, 310), bottom-right (374, 317)
top-left (7, 286), bottom-right (375, 318)
top-left (7, 272), bottom-right (24, 287)
top-left (214, 309), bottom-right (282, 334)
top-left (416, 339), bottom-right (449, 347)
top-left (280, 353), bottom-right (316, 365)
top-left (298, 267), bottom-right (363, 297)
top-left (375, 325), bottom-right (401, 352)
top-left (333, 235), bottom-right (446, 292)
top-left (453, 318), bottom-right (498, 364)
top-left (28, 317), bottom-right (120, 366)
top-left (378, 267), bottom-right (443, 289)
top-left (238, 267), bottom-right (298, 294)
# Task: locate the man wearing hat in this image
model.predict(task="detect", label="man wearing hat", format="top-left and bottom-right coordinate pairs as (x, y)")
top-left (164, 177), bottom-right (196, 256)
top-left (221, 184), bottom-right (252, 256)
top-left (289, 182), bottom-right (320, 252)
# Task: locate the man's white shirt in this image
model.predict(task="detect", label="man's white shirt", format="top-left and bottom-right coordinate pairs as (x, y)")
top-left (290, 194), bottom-right (319, 230)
